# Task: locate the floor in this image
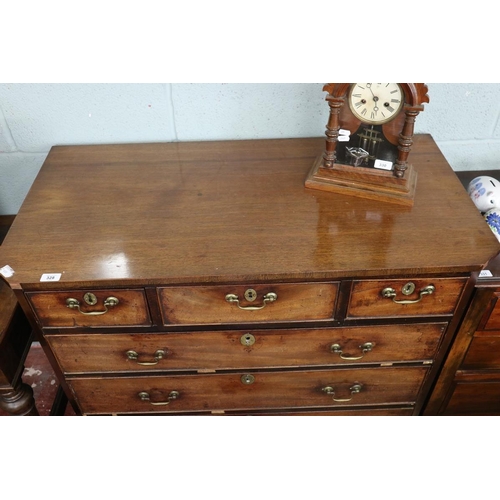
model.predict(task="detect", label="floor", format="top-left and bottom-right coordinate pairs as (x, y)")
top-left (0, 342), bottom-right (76, 416)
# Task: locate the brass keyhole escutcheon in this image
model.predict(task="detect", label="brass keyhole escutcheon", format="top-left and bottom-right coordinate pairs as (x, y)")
top-left (83, 292), bottom-right (98, 306)
top-left (241, 374), bottom-right (255, 385)
top-left (244, 289), bottom-right (258, 302)
top-left (240, 333), bottom-right (256, 346)
top-left (402, 282), bottom-right (416, 296)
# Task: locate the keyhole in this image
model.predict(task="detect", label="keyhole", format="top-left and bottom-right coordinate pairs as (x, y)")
top-left (244, 289), bottom-right (257, 302)
top-left (240, 333), bottom-right (256, 346)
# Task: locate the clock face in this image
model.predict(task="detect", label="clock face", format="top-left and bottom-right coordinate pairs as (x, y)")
top-left (348, 83), bottom-right (404, 125)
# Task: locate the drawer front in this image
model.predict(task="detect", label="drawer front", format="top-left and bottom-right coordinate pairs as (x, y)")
top-left (461, 336), bottom-right (500, 370)
top-left (46, 323), bottom-right (446, 374)
top-left (158, 283), bottom-right (339, 325)
top-left (347, 278), bottom-right (467, 319)
top-left (480, 292), bottom-right (500, 330)
top-left (257, 408), bottom-right (414, 416)
top-left (27, 289), bottom-right (151, 328)
top-left (444, 379), bottom-right (500, 415)
top-left (68, 367), bottom-right (428, 414)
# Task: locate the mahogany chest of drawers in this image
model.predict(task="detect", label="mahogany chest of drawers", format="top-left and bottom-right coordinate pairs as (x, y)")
top-left (1, 135), bottom-right (498, 416)
top-left (425, 252), bottom-right (500, 415)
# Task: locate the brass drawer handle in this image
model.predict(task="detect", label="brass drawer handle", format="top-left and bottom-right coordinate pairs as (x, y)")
top-left (138, 390), bottom-right (179, 406)
top-left (225, 292), bottom-right (278, 311)
top-left (66, 296), bottom-right (119, 315)
top-left (322, 384), bottom-right (363, 402)
top-left (330, 342), bottom-right (374, 361)
top-left (381, 285), bottom-right (435, 304)
top-left (126, 349), bottom-right (166, 366)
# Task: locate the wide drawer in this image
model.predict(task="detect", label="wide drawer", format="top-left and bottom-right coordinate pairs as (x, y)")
top-left (46, 323), bottom-right (446, 374)
top-left (347, 278), bottom-right (467, 319)
top-left (27, 289), bottom-right (151, 328)
top-left (68, 366), bottom-right (429, 414)
top-left (158, 283), bottom-right (339, 325)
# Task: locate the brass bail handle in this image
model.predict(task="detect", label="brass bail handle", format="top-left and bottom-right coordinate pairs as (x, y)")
top-left (330, 342), bottom-right (374, 361)
top-left (322, 384), bottom-right (363, 403)
top-left (66, 296), bottom-right (119, 315)
top-left (225, 289), bottom-right (278, 311)
top-left (382, 283), bottom-right (435, 305)
top-left (138, 390), bottom-right (179, 406)
top-left (126, 349), bottom-right (166, 366)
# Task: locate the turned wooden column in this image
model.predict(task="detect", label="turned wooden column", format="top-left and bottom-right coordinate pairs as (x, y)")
top-left (322, 96), bottom-right (345, 168)
top-left (0, 279), bottom-right (38, 416)
top-left (395, 108), bottom-right (420, 178)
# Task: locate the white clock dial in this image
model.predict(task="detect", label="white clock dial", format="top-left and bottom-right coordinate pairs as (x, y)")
top-left (348, 83), bottom-right (404, 125)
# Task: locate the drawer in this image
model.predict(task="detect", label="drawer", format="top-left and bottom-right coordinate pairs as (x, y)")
top-left (27, 289), bottom-right (151, 328)
top-left (158, 283), bottom-right (339, 325)
top-left (444, 376), bottom-right (500, 415)
top-left (46, 323), bottom-right (446, 374)
top-left (256, 408), bottom-right (414, 416)
top-left (68, 366), bottom-right (429, 414)
top-left (461, 336), bottom-right (500, 370)
top-left (479, 291), bottom-right (500, 330)
top-left (347, 278), bottom-right (467, 319)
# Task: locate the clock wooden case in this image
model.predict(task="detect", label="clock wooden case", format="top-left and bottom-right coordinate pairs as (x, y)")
top-left (305, 83), bottom-right (429, 206)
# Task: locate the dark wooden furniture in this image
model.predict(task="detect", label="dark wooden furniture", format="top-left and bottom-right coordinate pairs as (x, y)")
top-left (0, 216), bottom-right (37, 415)
top-left (424, 253), bottom-right (500, 415)
top-left (423, 171), bottom-right (500, 415)
top-left (0, 135), bottom-right (498, 416)
top-left (0, 280), bottom-right (37, 416)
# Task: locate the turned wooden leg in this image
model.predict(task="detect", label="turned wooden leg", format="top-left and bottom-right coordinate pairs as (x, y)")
top-left (0, 378), bottom-right (38, 416)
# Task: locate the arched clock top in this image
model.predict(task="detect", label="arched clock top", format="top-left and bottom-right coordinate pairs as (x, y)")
top-left (322, 83), bottom-right (430, 109)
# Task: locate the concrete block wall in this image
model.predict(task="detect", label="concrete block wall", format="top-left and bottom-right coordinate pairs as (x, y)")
top-left (1, 83), bottom-right (499, 215)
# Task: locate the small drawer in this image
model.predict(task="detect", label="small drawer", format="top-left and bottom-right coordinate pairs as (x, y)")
top-left (347, 278), bottom-right (467, 319)
top-left (27, 289), bottom-right (151, 329)
top-left (46, 323), bottom-right (446, 375)
top-left (461, 336), bottom-right (500, 370)
top-left (158, 282), bottom-right (339, 325)
top-left (68, 366), bottom-right (429, 415)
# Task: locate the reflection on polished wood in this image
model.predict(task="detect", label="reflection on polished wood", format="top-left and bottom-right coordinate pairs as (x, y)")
top-left (0, 135), bottom-right (497, 289)
top-left (1, 135), bottom-right (499, 416)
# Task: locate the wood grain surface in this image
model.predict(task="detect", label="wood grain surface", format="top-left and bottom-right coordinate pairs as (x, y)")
top-left (0, 135), bottom-right (498, 289)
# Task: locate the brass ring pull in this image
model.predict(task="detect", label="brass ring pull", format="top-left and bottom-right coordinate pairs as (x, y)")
top-left (225, 292), bottom-right (278, 311)
top-left (138, 390), bottom-right (179, 406)
top-left (330, 342), bottom-right (374, 361)
top-left (322, 384), bottom-right (363, 402)
top-left (126, 349), bottom-right (166, 366)
top-left (381, 285), bottom-right (435, 305)
top-left (66, 296), bottom-right (119, 315)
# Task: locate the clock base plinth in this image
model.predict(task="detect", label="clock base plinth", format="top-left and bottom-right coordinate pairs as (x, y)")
top-left (305, 155), bottom-right (417, 207)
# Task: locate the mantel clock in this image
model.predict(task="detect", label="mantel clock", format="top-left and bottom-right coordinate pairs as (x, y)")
top-left (305, 83), bottom-right (429, 206)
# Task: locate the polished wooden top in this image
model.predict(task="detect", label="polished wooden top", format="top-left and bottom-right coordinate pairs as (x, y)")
top-left (1, 135), bottom-right (498, 289)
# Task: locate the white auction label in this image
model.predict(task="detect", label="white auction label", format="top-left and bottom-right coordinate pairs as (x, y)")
top-left (40, 273), bottom-right (62, 282)
top-left (374, 159), bottom-right (393, 171)
top-left (338, 135), bottom-right (350, 142)
top-left (339, 129), bottom-right (351, 136)
top-left (480, 270), bottom-right (493, 278)
top-left (0, 265), bottom-right (15, 278)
